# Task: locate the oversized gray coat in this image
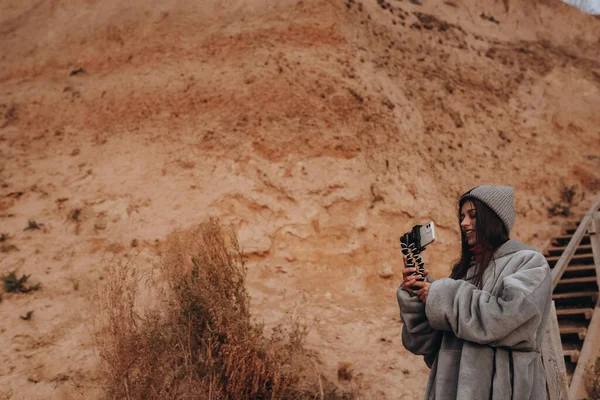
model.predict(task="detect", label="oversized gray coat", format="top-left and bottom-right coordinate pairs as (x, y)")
top-left (397, 240), bottom-right (552, 400)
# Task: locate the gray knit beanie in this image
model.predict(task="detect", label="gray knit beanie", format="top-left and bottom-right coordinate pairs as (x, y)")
top-left (460, 185), bottom-right (516, 235)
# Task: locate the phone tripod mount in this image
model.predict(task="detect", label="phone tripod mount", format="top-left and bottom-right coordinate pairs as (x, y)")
top-left (400, 225), bottom-right (427, 281)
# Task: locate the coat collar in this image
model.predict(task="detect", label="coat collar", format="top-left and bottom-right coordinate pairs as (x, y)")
top-left (493, 239), bottom-right (536, 260)
top-left (481, 240), bottom-right (537, 292)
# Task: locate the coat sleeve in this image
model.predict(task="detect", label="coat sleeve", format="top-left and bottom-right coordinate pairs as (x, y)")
top-left (424, 251), bottom-right (551, 349)
top-left (397, 274), bottom-right (442, 367)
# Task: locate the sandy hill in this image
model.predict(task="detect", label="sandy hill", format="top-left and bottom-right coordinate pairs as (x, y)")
top-left (0, 0), bottom-right (599, 398)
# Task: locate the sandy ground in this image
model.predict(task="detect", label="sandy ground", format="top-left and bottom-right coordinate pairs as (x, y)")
top-left (0, 0), bottom-right (599, 398)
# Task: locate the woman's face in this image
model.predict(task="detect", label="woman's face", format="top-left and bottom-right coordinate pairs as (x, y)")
top-left (460, 200), bottom-right (477, 246)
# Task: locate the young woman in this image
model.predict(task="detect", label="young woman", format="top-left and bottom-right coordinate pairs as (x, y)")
top-left (397, 185), bottom-right (552, 400)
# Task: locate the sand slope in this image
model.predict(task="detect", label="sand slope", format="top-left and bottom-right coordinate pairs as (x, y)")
top-left (0, 0), bottom-right (599, 398)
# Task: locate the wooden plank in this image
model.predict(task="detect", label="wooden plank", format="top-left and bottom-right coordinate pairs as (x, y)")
top-left (552, 234), bottom-right (589, 241)
top-left (569, 303), bottom-right (600, 400)
top-left (543, 301), bottom-right (569, 400)
top-left (558, 322), bottom-right (587, 340)
top-left (557, 276), bottom-right (597, 285)
top-left (546, 244), bottom-right (593, 255)
top-left (555, 307), bottom-right (594, 319)
top-left (552, 291), bottom-right (598, 300)
top-left (562, 228), bottom-right (578, 235)
top-left (564, 265), bottom-right (596, 274)
top-left (559, 328), bottom-right (586, 341)
top-left (562, 341), bottom-right (580, 363)
top-left (591, 211), bottom-right (600, 289)
top-left (547, 253), bottom-right (595, 265)
top-left (563, 349), bottom-right (580, 363)
top-left (552, 234), bottom-right (590, 244)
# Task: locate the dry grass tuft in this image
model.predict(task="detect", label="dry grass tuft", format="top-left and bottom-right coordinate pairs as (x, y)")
top-left (337, 363), bottom-right (353, 382)
top-left (1, 271), bottom-right (41, 293)
top-left (94, 218), bottom-right (352, 399)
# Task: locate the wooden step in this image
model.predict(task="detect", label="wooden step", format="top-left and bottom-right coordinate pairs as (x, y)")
top-left (561, 227), bottom-right (579, 235)
top-left (561, 265), bottom-right (597, 280)
top-left (547, 253), bottom-right (595, 263)
top-left (562, 342), bottom-right (580, 363)
top-left (557, 276), bottom-right (598, 286)
top-left (552, 235), bottom-right (591, 246)
top-left (559, 321), bottom-right (588, 340)
top-left (562, 342), bottom-right (581, 363)
top-left (565, 265), bottom-right (596, 274)
top-left (545, 244), bottom-right (593, 256)
top-left (563, 349), bottom-right (580, 363)
top-left (546, 253), bottom-right (595, 266)
top-left (552, 291), bottom-right (598, 301)
top-left (556, 307), bottom-right (594, 320)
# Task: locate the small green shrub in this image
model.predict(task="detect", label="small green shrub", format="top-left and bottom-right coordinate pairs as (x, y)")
top-left (1, 271), bottom-right (41, 293)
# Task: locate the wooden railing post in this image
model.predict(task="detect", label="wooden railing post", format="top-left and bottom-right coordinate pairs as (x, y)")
top-left (568, 210), bottom-right (600, 400)
top-left (590, 211), bottom-right (600, 284)
top-left (543, 301), bottom-right (569, 400)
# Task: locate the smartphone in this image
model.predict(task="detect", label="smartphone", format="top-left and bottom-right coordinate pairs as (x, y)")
top-left (401, 221), bottom-right (436, 251)
top-left (417, 221), bottom-right (436, 249)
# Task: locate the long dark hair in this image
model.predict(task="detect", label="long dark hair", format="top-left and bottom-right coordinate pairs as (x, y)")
top-left (449, 197), bottom-right (509, 288)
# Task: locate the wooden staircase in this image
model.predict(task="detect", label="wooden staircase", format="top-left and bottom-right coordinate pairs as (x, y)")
top-left (545, 227), bottom-right (596, 376)
top-left (542, 197), bottom-right (600, 400)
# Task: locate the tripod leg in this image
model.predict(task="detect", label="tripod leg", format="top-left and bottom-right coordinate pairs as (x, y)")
top-left (401, 241), bottom-right (415, 272)
top-left (408, 242), bottom-right (425, 281)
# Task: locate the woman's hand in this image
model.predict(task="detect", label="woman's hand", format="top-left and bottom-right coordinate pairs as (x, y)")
top-left (411, 280), bottom-right (432, 303)
top-left (401, 255), bottom-right (429, 294)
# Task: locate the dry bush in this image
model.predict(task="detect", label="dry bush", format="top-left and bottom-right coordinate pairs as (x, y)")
top-left (584, 357), bottom-right (600, 400)
top-left (547, 184), bottom-right (580, 217)
top-left (94, 218), bottom-right (352, 399)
